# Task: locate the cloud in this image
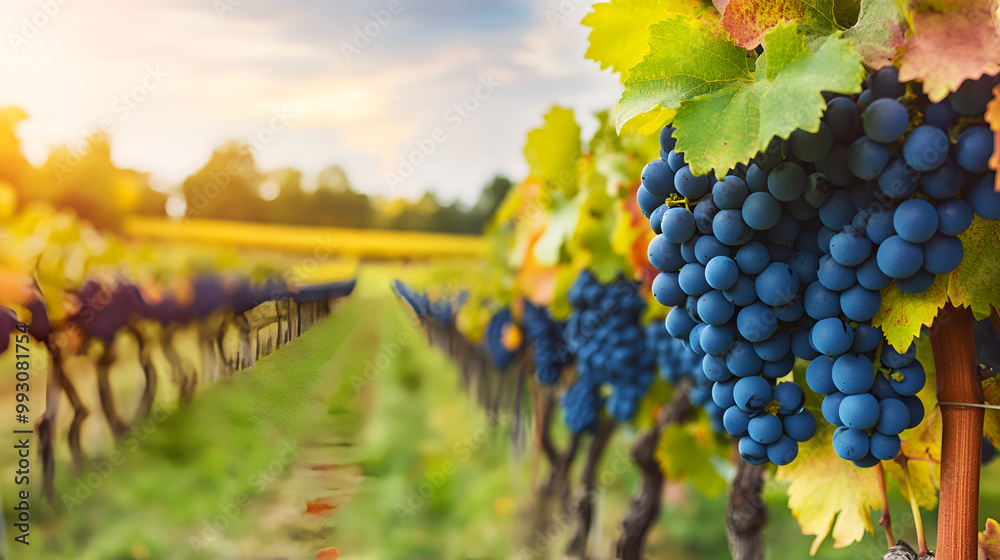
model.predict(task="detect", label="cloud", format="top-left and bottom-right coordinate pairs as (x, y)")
top-left (3, 0), bottom-right (621, 205)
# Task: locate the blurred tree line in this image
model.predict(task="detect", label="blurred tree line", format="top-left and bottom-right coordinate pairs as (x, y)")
top-left (0, 108), bottom-right (509, 234)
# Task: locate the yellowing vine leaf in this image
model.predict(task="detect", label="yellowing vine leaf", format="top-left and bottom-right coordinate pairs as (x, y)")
top-left (948, 216), bottom-right (1000, 321)
top-left (524, 107), bottom-right (581, 198)
top-left (873, 274), bottom-right (949, 351)
top-left (897, 0), bottom-right (1000, 102)
top-left (583, 0), bottom-right (711, 77)
top-left (670, 21), bottom-right (864, 174)
top-left (843, 0), bottom-right (905, 70)
top-left (985, 84), bottom-right (1000, 191)
top-left (983, 377), bottom-right (1000, 448)
top-left (776, 427), bottom-right (881, 553)
top-left (719, 0), bottom-right (856, 49)
top-left (981, 518), bottom-right (1000, 560)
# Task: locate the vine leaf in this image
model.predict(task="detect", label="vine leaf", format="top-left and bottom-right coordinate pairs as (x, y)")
top-left (669, 21), bottom-right (864, 175)
top-left (719, 0), bottom-right (857, 49)
top-left (524, 107), bottom-right (581, 198)
top-left (843, 0), bottom-right (905, 70)
top-left (655, 422), bottom-right (727, 498)
top-left (873, 274), bottom-right (949, 351)
top-left (776, 427), bottom-right (882, 553)
top-left (982, 377), bottom-right (1000, 448)
top-left (582, 0), bottom-right (711, 77)
top-left (981, 519), bottom-right (1000, 560)
top-left (897, 0), bottom-right (1000, 103)
top-left (985, 84), bottom-right (1000, 191)
top-left (948, 216), bottom-right (1000, 321)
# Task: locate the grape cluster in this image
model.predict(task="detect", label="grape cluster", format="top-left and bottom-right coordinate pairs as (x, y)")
top-left (639, 65), bottom-right (1000, 466)
top-left (646, 322), bottom-right (725, 432)
top-left (563, 270), bottom-right (654, 430)
top-left (522, 301), bottom-right (574, 384)
top-left (485, 307), bottom-right (521, 369)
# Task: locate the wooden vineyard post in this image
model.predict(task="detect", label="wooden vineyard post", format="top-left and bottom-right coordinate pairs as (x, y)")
top-left (929, 304), bottom-right (981, 560)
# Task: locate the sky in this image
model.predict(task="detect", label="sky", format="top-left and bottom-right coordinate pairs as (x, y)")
top-left (0, 0), bottom-right (623, 205)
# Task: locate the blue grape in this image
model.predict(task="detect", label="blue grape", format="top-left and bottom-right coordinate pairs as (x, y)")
top-left (966, 172), bottom-right (1000, 220)
top-left (636, 186), bottom-right (664, 218)
top-left (839, 393), bottom-right (880, 430)
top-left (850, 321), bottom-right (883, 353)
top-left (919, 158), bottom-right (963, 199)
top-left (783, 410), bottom-right (817, 442)
top-left (736, 301), bottom-right (778, 342)
top-left (667, 150), bottom-right (686, 172)
top-left (870, 66), bottom-right (904, 99)
top-left (881, 342), bottom-right (916, 368)
top-left (693, 198), bottom-right (721, 235)
top-left (816, 226), bottom-right (835, 252)
top-left (723, 405), bottom-right (751, 436)
top-left (903, 395), bottom-right (924, 429)
top-left (819, 189), bottom-right (857, 230)
top-left (832, 353), bottom-right (875, 394)
top-left (804, 281), bottom-right (840, 320)
top-left (660, 125), bottom-right (676, 152)
top-left (924, 102), bottom-right (958, 129)
top-left (894, 199), bottom-right (939, 243)
top-left (936, 198), bottom-right (974, 236)
top-left (662, 207), bottom-right (697, 243)
top-left (767, 162), bottom-right (808, 201)
top-left (789, 123), bottom-right (833, 162)
top-left (697, 290), bottom-right (735, 326)
top-left (950, 76), bottom-right (997, 116)
top-left (824, 97), bottom-right (861, 140)
top-left (877, 235), bottom-right (923, 278)
top-left (746, 164), bottom-right (768, 192)
top-left (857, 256), bottom-right (893, 291)
top-left (739, 437), bottom-right (768, 465)
top-left (895, 269), bottom-right (937, 294)
top-left (791, 329), bottom-right (821, 361)
top-left (649, 204), bottom-right (667, 234)
top-left (773, 296), bottom-right (806, 323)
top-left (811, 318), bottom-right (855, 356)
top-left (755, 263), bottom-right (800, 307)
top-left (754, 331), bottom-right (791, 362)
top-left (878, 157), bottom-right (921, 199)
top-left (678, 263), bottom-right (711, 296)
top-left (674, 165), bottom-right (710, 199)
top-left (652, 272), bottom-right (686, 306)
top-left (789, 252), bottom-right (819, 284)
top-left (815, 145), bottom-right (855, 187)
top-left (695, 235), bottom-right (730, 265)
top-left (869, 432), bottom-right (901, 460)
top-left (817, 254), bottom-right (856, 292)
top-left (806, 356), bottom-right (838, 395)
top-left (734, 376), bottom-right (772, 413)
top-left (833, 426), bottom-right (870, 461)
top-left (840, 284), bottom-right (880, 322)
top-left (713, 377), bottom-right (738, 408)
top-left (822, 392), bottom-right (847, 426)
top-left (862, 207), bottom-right (896, 245)
top-left (762, 353), bottom-right (795, 378)
top-left (641, 159), bottom-right (677, 197)
top-left (848, 137), bottom-right (891, 180)
top-left (829, 226), bottom-right (872, 266)
top-left (705, 256), bottom-right (739, 290)
top-left (804, 172), bottom-right (836, 208)
top-left (714, 175), bottom-right (750, 209)
top-left (922, 233), bottom-right (964, 275)
top-left (735, 241), bottom-right (770, 275)
top-left (956, 126), bottom-right (994, 173)
top-left (767, 435), bottom-right (799, 466)
top-left (714, 209), bottom-right (754, 246)
top-left (701, 324), bottom-right (735, 356)
top-left (863, 98), bottom-right (909, 143)
top-left (774, 382), bottom-right (805, 414)
top-left (748, 414), bottom-right (783, 444)
top-left (875, 398), bottom-right (910, 435)
top-left (766, 214), bottom-right (801, 246)
top-left (666, 305), bottom-right (698, 338)
top-left (648, 235), bottom-right (685, 272)
top-left (903, 125), bottom-right (949, 171)
top-left (889, 361), bottom-right (925, 396)
top-left (727, 339), bottom-right (764, 377)
top-left (724, 274), bottom-right (759, 307)
top-left (703, 354), bottom-right (733, 383)
top-left (742, 192), bottom-right (782, 230)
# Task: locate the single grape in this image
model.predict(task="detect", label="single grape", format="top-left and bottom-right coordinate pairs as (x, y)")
top-left (773, 296), bottom-right (806, 323)
top-left (678, 263), bottom-right (711, 297)
top-left (822, 392), bottom-right (847, 426)
top-left (767, 435), bottom-right (799, 465)
top-left (774, 382), bottom-right (805, 414)
top-left (870, 66), bottom-right (905, 99)
top-left (869, 432), bottom-right (901, 461)
top-left (902, 125), bottom-right (949, 171)
top-left (811, 318), bottom-right (855, 356)
top-left (714, 175), bottom-right (750, 209)
top-left (698, 290), bottom-right (736, 326)
top-left (950, 76), bottom-right (997, 116)
top-left (789, 252), bottom-right (819, 284)
top-left (848, 137), bottom-right (891, 180)
top-left (693, 197), bottom-right (720, 235)
top-left (956, 126), bottom-right (994, 173)
top-left (863, 98), bottom-right (909, 143)
top-left (748, 414), bottom-right (783, 444)
top-left (817, 254), bottom-right (857, 292)
top-left (648, 235), bottom-right (685, 272)
top-left (903, 395), bottom-right (924, 429)
top-left (833, 426), bottom-right (870, 461)
top-left (649, 204), bottom-right (667, 234)
top-left (705, 256), bottom-right (740, 290)
top-left (878, 157), bottom-right (921, 199)
top-left (839, 393), bottom-right (880, 430)
top-left (735, 242), bottom-right (770, 275)
top-left (806, 356), bottom-right (838, 395)
top-left (894, 199), bottom-right (939, 243)
top-left (768, 162), bottom-right (808, 201)
top-left (832, 353), bottom-right (876, 395)
top-left (742, 192), bottom-right (782, 230)
top-left (824, 97), bottom-right (861, 140)
top-left (739, 436), bottom-right (769, 465)
top-left (895, 269), bottom-right (937, 294)
top-left (736, 301), bottom-right (779, 342)
top-left (695, 235), bottom-right (730, 265)
top-left (665, 305), bottom-right (698, 338)
top-left (875, 398), bottom-right (910, 435)
top-left (762, 353), bottom-right (795, 378)
top-left (746, 164), bottom-right (768, 193)
top-left (966, 172), bottom-right (1000, 220)
top-left (857, 256), bottom-right (892, 291)
top-left (652, 272), bottom-right (686, 307)
top-left (636, 186), bottom-right (664, 218)
top-left (876, 236), bottom-right (924, 278)
top-left (840, 283), bottom-right (881, 322)
top-left (662, 207), bottom-right (697, 243)
top-left (804, 281), bottom-right (840, 320)
top-left (642, 159), bottom-right (677, 197)
top-left (667, 150), bottom-right (686, 172)
top-left (660, 125), bottom-right (677, 152)
top-left (783, 410), bottom-right (817, 442)
top-left (881, 342), bottom-right (916, 368)
top-left (703, 354), bottom-right (734, 383)
top-left (674, 165), bottom-right (710, 199)
top-left (923, 102), bottom-right (958, 130)
top-left (714, 209), bottom-right (754, 246)
top-left (922, 233), bottom-right (964, 275)
top-left (862, 206), bottom-right (896, 245)
top-left (829, 226), bottom-right (872, 266)
top-left (701, 324), bottom-right (735, 356)
top-left (889, 361), bottom-right (926, 396)
top-left (919, 158), bottom-right (964, 199)
top-left (755, 263), bottom-right (800, 307)
top-left (789, 123), bottom-right (833, 162)
top-left (713, 377), bottom-right (738, 408)
top-left (792, 329), bottom-right (821, 361)
top-left (734, 376), bottom-right (773, 413)
top-left (724, 274), bottom-right (758, 307)
top-left (754, 330), bottom-right (791, 362)
top-left (819, 189), bottom-right (857, 230)
top-left (723, 405), bottom-right (751, 436)
top-left (936, 198), bottom-right (974, 236)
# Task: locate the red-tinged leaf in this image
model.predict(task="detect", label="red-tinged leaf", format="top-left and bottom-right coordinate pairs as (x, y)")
top-left (719, 0), bottom-right (852, 49)
top-left (897, 1), bottom-right (1000, 102)
top-left (980, 519), bottom-right (1000, 560)
top-left (844, 0), bottom-right (905, 70)
top-left (986, 83), bottom-right (1000, 191)
top-left (317, 547), bottom-right (341, 560)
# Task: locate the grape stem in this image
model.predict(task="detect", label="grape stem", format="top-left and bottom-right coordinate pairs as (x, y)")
top-left (726, 440), bottom-right (767, 560)
top-left (875, 462), bottom-right (894, 548)
top-left (567, 417), bottom-right (616, 557)
top-left (895, 455), bottom-right (927, 556)
top-left (616, 385), bottom-right (694, 560)
top-left (930, 303), bottom-right (981, 560)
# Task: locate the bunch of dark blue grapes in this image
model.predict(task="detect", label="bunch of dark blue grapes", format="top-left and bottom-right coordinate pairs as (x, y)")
top-left (562, 270), bottom-right (654, 431)
top-left (522, 301), bottom-right (574, 385)
top-left (646, 322), bottom-right (725, 432)
top-left (636, 65), bottom-right (1000, 467)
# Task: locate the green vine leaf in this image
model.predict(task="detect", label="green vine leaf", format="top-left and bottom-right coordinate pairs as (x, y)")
top-left (776, 426), bottom-right (882, 553)
top-left (719, 0), bottom-right (858, 49)
top-left (524, 107), bottom-right (581, 199)
top-left (872, 274), bottom-right (949, 351)
top-left (948, 216), bottom-right (1000, 321)
top-left (672, 21), bottom-right (864, 175)
top-left (655, 421), bottom-right (728, 498)
top-left (843, 0), bottom-right (905, 70)
top-left (981, 518), bottom-right (1000, 560)
top-left (582, 0), bottom-right (712, 78)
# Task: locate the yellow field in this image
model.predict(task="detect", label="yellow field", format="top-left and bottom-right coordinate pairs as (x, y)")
top-left (123, 217), bottom-right (488, 261)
